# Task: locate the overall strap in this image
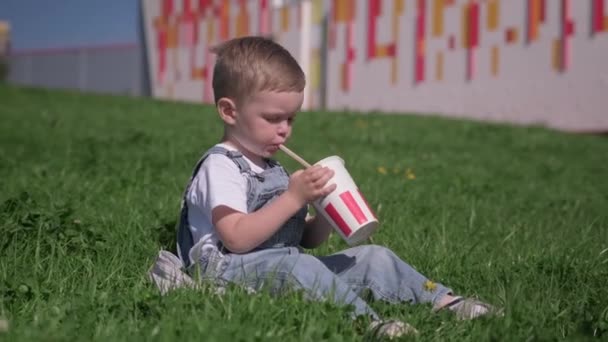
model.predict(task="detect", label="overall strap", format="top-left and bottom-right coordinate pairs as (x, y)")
top-left (183, 146), bottom-right (251, 201)
top-left (176, 146), bottom-right (251, 268)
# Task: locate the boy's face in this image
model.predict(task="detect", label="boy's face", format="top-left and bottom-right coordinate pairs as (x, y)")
top-left (222, 90), bottom-right (304, 159)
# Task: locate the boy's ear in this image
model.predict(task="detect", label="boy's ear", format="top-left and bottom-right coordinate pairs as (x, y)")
top-left (217, 97), bottom-right (237, 125)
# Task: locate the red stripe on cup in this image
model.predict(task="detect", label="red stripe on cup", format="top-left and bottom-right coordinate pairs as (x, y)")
top-left (357, 189), bottom-right (377, 219)
top-left (340, 191), bottom-right (367, 224)
top-left (325, 203), bottom-right (352, 237)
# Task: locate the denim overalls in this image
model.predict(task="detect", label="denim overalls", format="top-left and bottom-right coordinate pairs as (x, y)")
top-left (177, 146), bottom-right (452, 319)
top-left (177, 145), bottom-right (308, 268)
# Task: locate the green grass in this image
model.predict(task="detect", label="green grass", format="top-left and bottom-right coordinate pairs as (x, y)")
top-left (1, 84), bottom-right (607, 341)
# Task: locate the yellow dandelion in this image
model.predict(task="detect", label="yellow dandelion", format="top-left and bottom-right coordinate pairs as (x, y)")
top-left (377, 166), bottom-right (387, 175)
top-left (423, 280), bottom-right (437, 292)
top-left (355, 119), bottom-right (368, 129)
top-left (405, 168), bottom-right (416, 180)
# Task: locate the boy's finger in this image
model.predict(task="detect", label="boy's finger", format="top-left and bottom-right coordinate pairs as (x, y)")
top-left (313, 169), bottom-right (334, 187)
top-left (304, 165), bottom-right (323, 178)
top-left (310, 167), bottom-right (334, 180)
top-left (322, 183), bottom-right (337, 196)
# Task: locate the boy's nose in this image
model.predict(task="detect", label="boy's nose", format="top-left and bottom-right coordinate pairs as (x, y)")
top-left (277, 121), bottom-right (289, 136)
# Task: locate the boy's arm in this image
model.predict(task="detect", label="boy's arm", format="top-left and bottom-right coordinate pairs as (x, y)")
top-left (213, 165), bottom-right (336, 254)
top-left (212, 191), bottom-right (304, 253)
top-left (300, 213), bottom-right (333, 249)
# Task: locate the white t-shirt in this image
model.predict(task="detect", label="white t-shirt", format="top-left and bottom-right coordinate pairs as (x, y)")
top-left (185, 143), bottom-right (266, 261)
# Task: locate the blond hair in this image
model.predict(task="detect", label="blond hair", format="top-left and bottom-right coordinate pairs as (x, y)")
top-left (211, 36), bottom-right (305, 105)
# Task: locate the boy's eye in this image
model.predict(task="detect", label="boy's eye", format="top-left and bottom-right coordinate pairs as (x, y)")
top-left (263, 114), bottom-right (296, 124)
top-left (265, 116), bottom-right (282, 123)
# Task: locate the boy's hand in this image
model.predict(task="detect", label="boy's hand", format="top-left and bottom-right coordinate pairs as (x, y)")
top-left (287, 165), bottom-right (337, 206)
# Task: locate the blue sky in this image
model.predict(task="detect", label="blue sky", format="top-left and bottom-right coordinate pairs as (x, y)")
top-left (0, 0), bottom-right (139, 51)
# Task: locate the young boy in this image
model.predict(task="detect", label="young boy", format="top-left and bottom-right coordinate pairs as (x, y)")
top-left (150, 36), bottom-right (499, 338)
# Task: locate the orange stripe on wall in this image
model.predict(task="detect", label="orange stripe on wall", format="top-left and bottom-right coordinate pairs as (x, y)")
top-left (236, 1), bottom-right (250, 37)
top-left (528, 0), bottom-right (540, 42)
top-left (206, 15), bottom-right (214, 42)
top-left (491, 45), bottom-right (499, 76)
top-left (336, 0), bottom-right (349, 22)
top-left (487, 0), bottom-right (499, 31)
top-left (436, 51), bottom-right (444, 80)
top-left (552, 39), bottom-right (561, 71)
top-left (395, 0), bottom-right (405, 13)
top-left (310, 48), bottom-right (321, 89)
top-left (433, 0), bottom-right (445, 37)
top-left (376, 45), bottom-right (389, 57)
top-left (312, 0), bottom-right (324, 24)
top-left (505, 27), bottom-right (518, 43)
top-left (220, 1), bottom-right (230, 40)
top-left (392, 0), bottom-right (403, 84)
top-left (281, 6), bottom-right (290, 31)
top-left (168, 22), bottom-right (178, 48)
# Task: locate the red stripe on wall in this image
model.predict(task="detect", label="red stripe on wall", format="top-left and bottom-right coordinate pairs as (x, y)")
top-left (183, 0), bottom-right (192, 14)
top-left (415, 0), bottom-right (426, 83)
top-left (565, 21), bottom-right (575, 35)
top-left (344, 21), bottom-right (355, 91)
top-left (594, 0), bottom-right (604, 33)
top-left (367, 0), bottom-right (380, 59)
top-left (340, 191), bottom-right (367, 224)
top-left (329, 0), bottom-right (337, 48)
top-left (162, 0), bottom-right (174, 17)
top-left (387, 43), bottom-right (396, 57)
top-left (260, 0), bottom-right (269, 34)
top-left (198, 0), bottom-right (210, 14)
top-left (540, 0), bottom-right (546, 23)
top-left (325, 203), bottom-right (352, 236)
top-left (158, 33), bottom-right (167, 85)
top-left (560, 0), bottom-right (571, 71)
top-left (469, 2), bottom-right (479, 47)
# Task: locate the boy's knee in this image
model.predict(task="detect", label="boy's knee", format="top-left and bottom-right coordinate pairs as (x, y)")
top-left (293, 253), bottom-right (327, 271)
top-left (359, 244), bottom-right (395, 259)
top-left (289, 254), bottom-right (336, 286)
top-left (354, 245), bottom-right (401, 269)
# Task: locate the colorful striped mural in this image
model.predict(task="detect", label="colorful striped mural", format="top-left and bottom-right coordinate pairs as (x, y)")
top-left (142, 0), bottom-right (608, 131)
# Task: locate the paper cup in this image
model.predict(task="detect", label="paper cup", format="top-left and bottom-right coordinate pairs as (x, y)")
top-left (312, 156), bottom-right (379, 245)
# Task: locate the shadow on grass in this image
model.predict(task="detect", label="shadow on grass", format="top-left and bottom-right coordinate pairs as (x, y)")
top-left (154, 220), bottom-right (177, 253)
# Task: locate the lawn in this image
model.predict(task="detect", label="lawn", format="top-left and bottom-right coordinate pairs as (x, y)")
top-left (1, 84), bottom-right (607, 341)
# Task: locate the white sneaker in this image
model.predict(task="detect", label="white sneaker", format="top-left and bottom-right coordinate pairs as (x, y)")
top-left (434, 296), bottom-right (503, 320)
top-left (148, 250), bottom-right (195, 295)
top-left (368, 319), bottom-right (419, 339)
